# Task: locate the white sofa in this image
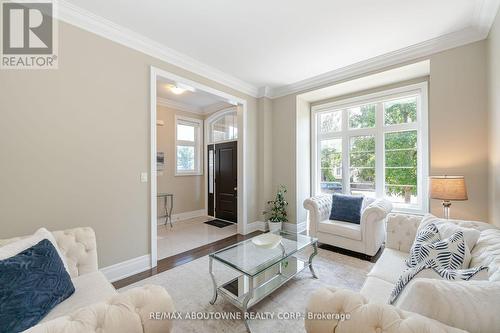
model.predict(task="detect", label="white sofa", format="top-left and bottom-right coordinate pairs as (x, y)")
top-left (0, 227), bottom-right (174, 333)
top-left (304, 214), bottom-right (500, 333)
top-left (303, 195), bottom-right (392, 257)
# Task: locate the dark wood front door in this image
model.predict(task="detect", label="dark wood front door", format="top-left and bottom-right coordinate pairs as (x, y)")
top-left (214, 141), bottom-right (237, 222)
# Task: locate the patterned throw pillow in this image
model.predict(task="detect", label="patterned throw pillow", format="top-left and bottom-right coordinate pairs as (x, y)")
top-left (418, 214), bottom-right (481, 251)
top-left (0, 239), bottom-right (75, 332)
top-left (406, 223), bottom-right (441, 267)
top-left (411, 231), bottom-right (467, 270)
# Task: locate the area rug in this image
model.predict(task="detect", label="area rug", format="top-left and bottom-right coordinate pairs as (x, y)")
top-left (121, 247), bottom-right (373, 333)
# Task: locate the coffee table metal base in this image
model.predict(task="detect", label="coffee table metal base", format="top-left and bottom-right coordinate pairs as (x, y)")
top-left (209, 241), bottom-right (318, 332)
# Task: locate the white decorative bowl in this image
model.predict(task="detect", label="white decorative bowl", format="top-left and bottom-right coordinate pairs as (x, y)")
top-left (251, 233), bottom-right (283, 249)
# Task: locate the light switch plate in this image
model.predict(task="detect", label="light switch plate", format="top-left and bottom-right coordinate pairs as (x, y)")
top-left (140, 172), bottom-right (148, 183)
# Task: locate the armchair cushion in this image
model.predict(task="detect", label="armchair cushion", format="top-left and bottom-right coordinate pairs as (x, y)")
top-left (0, 239), bottom-right (75, 333)
top-left (329, 194), bottom-right (364, 224)
top-left (318, 220), bottom-right (362, 241)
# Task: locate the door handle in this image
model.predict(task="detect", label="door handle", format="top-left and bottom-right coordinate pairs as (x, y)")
top-left (234, 187), bottom-right (237, 191)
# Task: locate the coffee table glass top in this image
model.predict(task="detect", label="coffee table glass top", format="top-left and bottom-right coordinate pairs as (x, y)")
top-left (210, 231), bottom-right (317, 277)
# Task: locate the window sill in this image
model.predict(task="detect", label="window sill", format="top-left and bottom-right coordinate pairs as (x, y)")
top-left (175, 172), bottom-right (203, 177)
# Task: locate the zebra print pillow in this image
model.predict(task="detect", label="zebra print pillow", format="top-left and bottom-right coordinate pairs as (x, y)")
top-left (417, 231), bottom-right (467, 270)
top-left (406, 223), bottom-right (441, 268)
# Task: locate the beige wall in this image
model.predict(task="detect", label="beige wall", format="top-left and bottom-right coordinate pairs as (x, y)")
top-left (488, 10), bottom-right (500, 227)
top-left (257, 97), bottom-right (274, 217)
top-left (271, 95), bottom-right (298, 222)
top-left (429, 41), bottom-right (489, 221)
top-left (0, 21), bottom-right (259, 267)
top-left (272, 41), bottom-right (490, 223)
top-left (156, 106), bottom-right (204, 216)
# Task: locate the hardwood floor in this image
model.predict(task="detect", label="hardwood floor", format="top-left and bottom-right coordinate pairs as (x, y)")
top-left (113, 231), bottom-right (262, 289)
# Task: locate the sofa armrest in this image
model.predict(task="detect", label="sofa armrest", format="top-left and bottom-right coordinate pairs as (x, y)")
top-left (304, 195), bottom-right (332, 236)
top-left (52, 227), bottom-right (98, 278)
top-left (385, 213), bottom-right (422, 252)
top-left (395, 279), bottom-right (500, 333)
top-left (360, 199), bottom-right (392, 256)
top-left (362, 199), bottom-right (393, 224)
top-left (25, 285), bottom-right (174, 333)
top-left (305, 287), bottom-right (467, 333)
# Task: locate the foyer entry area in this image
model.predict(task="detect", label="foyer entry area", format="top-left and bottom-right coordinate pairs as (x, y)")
top-left (154, 72), bottom-right (241, 260)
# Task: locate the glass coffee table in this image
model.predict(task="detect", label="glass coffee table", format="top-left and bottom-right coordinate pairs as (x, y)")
top-left (208, 231), bottom-right (318, 331)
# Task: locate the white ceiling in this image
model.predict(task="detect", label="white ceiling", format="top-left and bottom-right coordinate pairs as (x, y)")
top-left (61, 0), bottom-right (499, 97)
top-left (157, 78), bottom-right (232, 114)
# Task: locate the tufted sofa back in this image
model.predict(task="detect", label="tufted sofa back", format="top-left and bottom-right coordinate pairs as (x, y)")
top-left (469, 227), bottom-right (500, 281)
top-left (0, 227), bottom-right (98, 279)
top-left (52, 227), bottom-right (98, 278)
top-left (388, 214), bottom-right (500, 282)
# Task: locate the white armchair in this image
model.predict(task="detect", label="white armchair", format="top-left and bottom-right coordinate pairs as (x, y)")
top-left (1, 228), bottom-right (174, 333)
top-left (304, 195), bottom-right (392, 257)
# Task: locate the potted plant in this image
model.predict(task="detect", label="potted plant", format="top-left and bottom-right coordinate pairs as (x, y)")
top-left (264, 185), bottom-right (288, 232)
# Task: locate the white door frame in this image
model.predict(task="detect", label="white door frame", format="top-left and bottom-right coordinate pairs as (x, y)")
top-left (204, 106), bottom-right (238, 221)
top-left (150, 66), bottom-right (248, 268)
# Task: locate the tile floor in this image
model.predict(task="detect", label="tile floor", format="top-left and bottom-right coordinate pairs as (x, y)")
top-left (157, 216), bottom-right (237, 260)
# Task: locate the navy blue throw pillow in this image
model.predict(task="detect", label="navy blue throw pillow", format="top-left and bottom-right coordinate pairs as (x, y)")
top-left (329, 193), bottom-right (364, 224)
top-left (0, 239), bottom-right (75, 333)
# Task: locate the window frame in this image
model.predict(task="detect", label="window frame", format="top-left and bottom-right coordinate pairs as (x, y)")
top-left (175, 115), bottom-right (203, 176)
top-left (208, 107), bottom-right (238, 144)
top-left (311, 82), bottom-right (429, 214)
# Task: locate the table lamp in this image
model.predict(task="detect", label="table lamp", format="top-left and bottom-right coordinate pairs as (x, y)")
top-left (429, 176), bottom-right (468, 219)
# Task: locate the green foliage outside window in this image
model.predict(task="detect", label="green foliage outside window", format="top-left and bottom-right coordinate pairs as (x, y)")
top-left (320, 98), bottom-right (418, 203)
top-left (177, 146), bottom-right (194, 170)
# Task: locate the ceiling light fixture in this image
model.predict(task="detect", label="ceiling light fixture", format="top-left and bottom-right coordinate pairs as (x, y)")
top-left (167, 82), bottom-right (195, 95)
top-left (169, 85), bottom-right (186, 95)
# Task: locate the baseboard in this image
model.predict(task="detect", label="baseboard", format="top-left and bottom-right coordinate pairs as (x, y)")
top-left (245, 221), bottom-right (267, 233)
top-left (246, 221), bottom-right (308, 234)
top-left (157, 209), bottom-right (206, 225)
top-left (100, 254), bottom-right (151, 283)
top-left (283, 221), bottom-right (308, 234)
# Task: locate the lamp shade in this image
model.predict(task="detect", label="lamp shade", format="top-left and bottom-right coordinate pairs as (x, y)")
top-left (429, 176), bottom-right (468, 201)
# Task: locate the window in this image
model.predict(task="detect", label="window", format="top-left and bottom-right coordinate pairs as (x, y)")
top-left (312, 83), bottom-right (428, 214)
top-left (175, 116), bottom-right (202, 175)
top-left (210, 108), bottom-right (238, 143)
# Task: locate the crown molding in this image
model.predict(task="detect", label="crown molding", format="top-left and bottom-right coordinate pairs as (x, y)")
top-left (257, 86), bottom-right (272, 98)
top-left (157, 97), bottom-right (204, 114)
top-left (474, 0), bottom-right (500, 35)
top-left (56, 0), bottom-right (259, 98)
top-left (266, 26), bottom-right (485, 99)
